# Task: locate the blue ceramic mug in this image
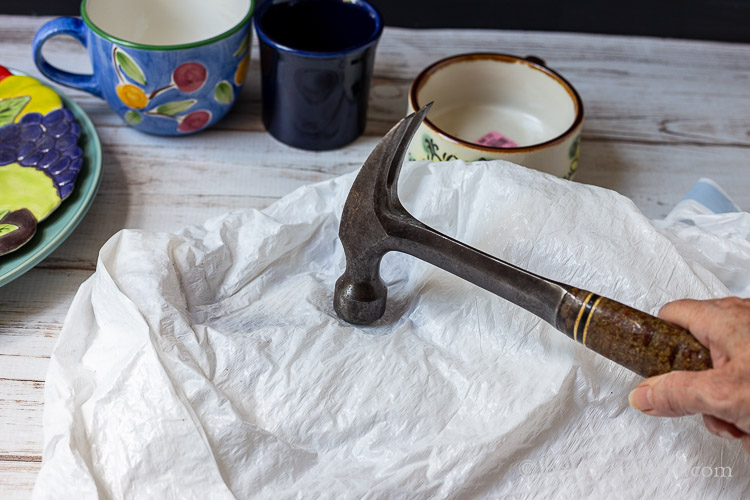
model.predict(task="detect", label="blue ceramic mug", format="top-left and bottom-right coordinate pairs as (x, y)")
top-left (32, 0), bottom-right (254, 135)
top-left (254, 0), bottom-right (383, 150)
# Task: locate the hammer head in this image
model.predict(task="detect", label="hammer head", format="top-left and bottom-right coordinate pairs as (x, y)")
top-left (333, 104), bottom-right (432, 324)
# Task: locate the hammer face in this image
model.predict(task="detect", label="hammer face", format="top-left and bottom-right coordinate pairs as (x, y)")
top-left (333, 271), bottom-right (387, 324)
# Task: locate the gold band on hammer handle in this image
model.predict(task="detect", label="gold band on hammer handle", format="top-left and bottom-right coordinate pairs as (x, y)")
top-left (556, 288), bottom-right (713, 378)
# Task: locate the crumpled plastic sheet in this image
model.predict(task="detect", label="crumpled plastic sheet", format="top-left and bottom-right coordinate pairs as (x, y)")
top-left (33, 161), bottom-right (750, 499)
top-left (653, 178), bottom-right (750, 298)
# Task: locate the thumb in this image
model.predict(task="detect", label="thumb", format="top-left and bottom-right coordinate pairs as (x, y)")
top-left (629, 370), bottom-right (717, 417)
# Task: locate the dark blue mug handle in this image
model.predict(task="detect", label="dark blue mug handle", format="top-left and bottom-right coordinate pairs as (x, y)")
top-left (32, 17), bottom-right (103, 98)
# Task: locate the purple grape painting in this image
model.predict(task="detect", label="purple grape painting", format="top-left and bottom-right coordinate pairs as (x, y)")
top-left (0, 66), bottom-right (83, 255)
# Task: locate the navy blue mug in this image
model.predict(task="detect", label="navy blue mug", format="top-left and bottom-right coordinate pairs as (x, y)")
top-left (254, 0), bottom-right (383, 150)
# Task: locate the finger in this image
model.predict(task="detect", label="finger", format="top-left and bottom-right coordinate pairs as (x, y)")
top-left (702, 414), bottom-right (747, 439)
top-left (658, 299), bottom-right (697, 327)
top-left (658, 299), bottom-right (717, 347)
top-left (629, 370), bottom-right (722, 418)
top-left (658, 298), bottom-right (746, 355)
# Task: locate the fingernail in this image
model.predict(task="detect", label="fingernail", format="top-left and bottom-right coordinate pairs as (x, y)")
top-left (719, 431), bottom-right (735, 439)
top-left (629, 386), bottom-right (654, 412)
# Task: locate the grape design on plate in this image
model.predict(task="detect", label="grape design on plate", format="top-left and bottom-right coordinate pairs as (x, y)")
top-left (1, 109), bottom-right (83, 198)
top-left (0, 65), bottom-right (84, 255)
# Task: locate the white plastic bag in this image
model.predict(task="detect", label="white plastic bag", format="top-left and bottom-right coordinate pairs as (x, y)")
top-left (654, 178), bottom-right (750, 297)
top-left (34, 161), bottom-right (750, 499)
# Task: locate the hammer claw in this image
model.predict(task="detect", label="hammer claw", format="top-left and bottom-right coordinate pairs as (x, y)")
top-left (333, 105), bottom-right (433, 324)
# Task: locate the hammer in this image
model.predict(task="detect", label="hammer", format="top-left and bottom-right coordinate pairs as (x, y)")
top-left (334, 104), bottom-right (712, 378)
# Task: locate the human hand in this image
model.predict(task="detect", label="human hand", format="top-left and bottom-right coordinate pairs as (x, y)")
top-left (628, 297), bottom-right (750, 454)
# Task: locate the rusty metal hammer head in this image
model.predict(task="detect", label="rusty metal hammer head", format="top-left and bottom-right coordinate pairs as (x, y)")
top-left (333, 104), bottom-right (432, 324)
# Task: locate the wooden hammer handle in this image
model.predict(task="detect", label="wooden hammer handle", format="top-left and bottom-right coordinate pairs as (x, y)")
top-left (556, 288), bottom-right (712, 377)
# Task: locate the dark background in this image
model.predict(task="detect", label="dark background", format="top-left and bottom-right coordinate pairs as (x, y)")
top-left (2, 0), bottom-right (750, 43)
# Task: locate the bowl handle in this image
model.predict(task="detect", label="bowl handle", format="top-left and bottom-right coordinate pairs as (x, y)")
top-left (524, 55), bottom-right (547, 67)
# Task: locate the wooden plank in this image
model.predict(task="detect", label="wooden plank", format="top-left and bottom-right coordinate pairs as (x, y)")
top-left (0, 460), bottom-right (41, 500)
top-left (0, 379), bottom-right (44, 457)
top-left (0, 379), bottom-right (43, 499)
top-left (0, 356), bottom-right (50, 383)
top-left (0, 269), bottom-right (90, 359)
top-left (575, 141), bottom-right (748, 218)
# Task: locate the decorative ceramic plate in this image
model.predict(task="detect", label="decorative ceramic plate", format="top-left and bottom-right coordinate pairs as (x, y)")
top-left (0, 69), bottom-right (102, 287)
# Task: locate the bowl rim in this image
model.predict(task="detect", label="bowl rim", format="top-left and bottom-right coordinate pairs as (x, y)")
top-left (253, 0), bottom-right (383, 58)
top-left (81, 0), bottom-right (255, 51)
top-left (408, 52), bottom-right (584, 153)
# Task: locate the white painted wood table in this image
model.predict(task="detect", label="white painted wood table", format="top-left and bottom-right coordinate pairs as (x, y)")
top-left (1, 14), bottom-right (750, 497)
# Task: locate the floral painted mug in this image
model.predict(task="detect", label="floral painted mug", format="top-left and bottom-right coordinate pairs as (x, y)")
top-left (32, 0), bottom-right (254, 135)
top-left (407, 53), bottom-right (584, 179)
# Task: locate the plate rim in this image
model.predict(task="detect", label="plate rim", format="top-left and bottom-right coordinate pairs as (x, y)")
top-left (0, 69), bottom-right (103, 287)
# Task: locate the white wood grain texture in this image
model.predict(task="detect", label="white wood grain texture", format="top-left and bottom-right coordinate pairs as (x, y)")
top-left (2, 14), bottom-right (750, 497)
top-left (0, 380), bottom-right (44, 457)
top-left (0, 460), bottom-right (41, 499)
top-left (0, 269), bottom-right (88, 358)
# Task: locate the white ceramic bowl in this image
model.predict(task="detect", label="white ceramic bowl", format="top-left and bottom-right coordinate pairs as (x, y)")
top-left (407, 53), bottom-right (584, 178)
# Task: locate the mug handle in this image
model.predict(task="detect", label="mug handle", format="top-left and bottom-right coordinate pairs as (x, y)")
top-left (32, 17), bottom-right (103, 98)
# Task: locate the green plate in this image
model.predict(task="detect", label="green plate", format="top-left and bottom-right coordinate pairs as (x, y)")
top-left (0, 70), bottom-right (102, 287)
